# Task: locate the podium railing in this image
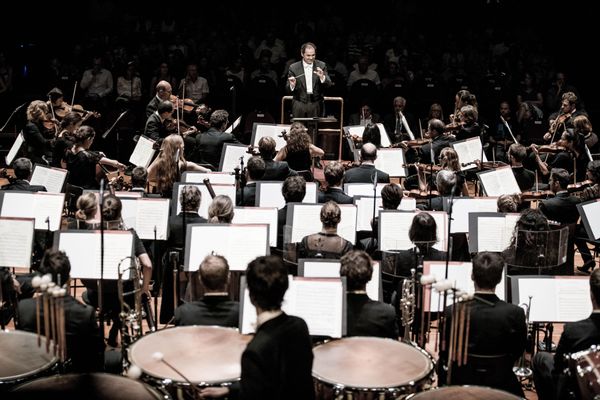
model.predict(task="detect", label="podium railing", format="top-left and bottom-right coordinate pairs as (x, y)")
top-left (280, 96), bottom-right (345, 160)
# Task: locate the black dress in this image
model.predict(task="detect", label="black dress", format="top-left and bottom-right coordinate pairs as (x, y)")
top-left (66, 150), bottom-right (101, 189)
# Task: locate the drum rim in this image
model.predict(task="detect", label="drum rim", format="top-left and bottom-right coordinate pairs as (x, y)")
top-left (10, 372), bottom-right (165, 399)
top-left (127, 325), bottom-right (248, 385)
top-left (406, 384), bottom-right (523, 399)
top-left (0, 331), bottom-right (58, 382)
top-left (312, 337), bottom-right (435, 390)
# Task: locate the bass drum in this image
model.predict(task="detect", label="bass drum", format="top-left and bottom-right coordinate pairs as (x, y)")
top-left (569, 344), bottom-right (600, 399)
top-left (407, 385), bottom-right (522, 399)
top-left (312, 337), bottom-right (434, 399)
top-left (9, 373), bottom-right (166, 399)
top-left (128, 326), bottom-right (251, 391)
top-left (0, 331), bottom-right (58, 389)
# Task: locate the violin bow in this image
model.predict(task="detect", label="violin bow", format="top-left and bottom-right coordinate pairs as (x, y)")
top-left (71, 81), bottom-right (77, 108)
top-left (48, 95), bottom-right (58, 136)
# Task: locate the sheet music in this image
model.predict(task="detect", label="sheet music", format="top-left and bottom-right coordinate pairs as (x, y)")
top-left (5, 132), bottom-right (24, 166)
top-left (448, 198), bottom-right (498, 233)
top-left (423, 261), bottom-right (506, 312)
top-left (470, 213), bottom-right (519, 252)
top-left (452, 137), bottom-right (488, 171)
top-left (374, 148), bottom-right (407, 177)
top-left (233, 207), bottom-right (278, 247)
top-left (219, 143), bottom-right (252, 173)
top-left (478, 167), bottom-right (521, 196)
top-left (379, 211), bottom-right (447, 252)
top-left (354, 196), bottom-right (416, 231)
top-left (57, 231), bottom-right (134, 280)
top-left (174, 183), bottom-right (236, 218)
top-left (344, 183), bottom-right (386, 197)
top-left (0, 192), bottom-right (64, 230)
top-left (182, 172), bottom-right (236, 185)
top-left (344, 124), bottom-right (392, 148)
top-left (289, 203), bottom-right (357, 244)
top-left (256, 181), bottom-right (317, 209)
top-left (515, 277), bottom-right (591, 322)
top-left (29, 165), bottom-right (67, 193)
top-left (0, 217), bottom-right (34, 267)
top-left (129, 135), bottom-right (156, 168)
top-left (224, 116), bottom-right (242, 133)
top-left (579, 200), bottom-right (600, 240)
top-left (299, 259), bottom-right (381, 301)
top-left (121, 198), bottom-right (170, 240)
top-left (251, 123), bottom-right (291, 151)
top-left (186, 224), bottom-right (269, 271)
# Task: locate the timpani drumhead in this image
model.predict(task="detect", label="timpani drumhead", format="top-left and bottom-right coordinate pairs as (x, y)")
top-left (312, 337), bottom-right (433, 389)
top-left (128, 325), bottom-right (251, 385)
top-left (10, 373), bottom-right (163, 399)
top-left (0, 331), bottom-right (57, 383)
top-left (408, 385), bottom-right (522, 399)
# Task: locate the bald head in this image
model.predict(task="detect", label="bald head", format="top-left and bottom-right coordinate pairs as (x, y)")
top-left (360, 142), bottom-right (378, 163)
top-left (156, 80), bottom-right (173, 100)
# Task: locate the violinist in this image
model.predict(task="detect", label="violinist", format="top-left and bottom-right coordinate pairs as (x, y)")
top-left (531, 130), bottom-right (578, 177)
top-left (258, 136), bottom-right (296, 181)
top-left (144, 100), bottom-right (197, 141)
top-left (51, 111), bottom-right (83, 168)
top-left (23, 100), bottom-right (54, 165)
top-left (318, 161), bottom-right (353, 204)
top-left (508, 144), bottom-right (535, 191)
top-left (46, 87), bottom-right (66, 120)
top-left (237, 156), bottom-right (265, 206)
top-left (573, 115), bottom-right (599, 154)
top-left (488, 101), bottom-right (519, 162)
top-left (419, 169), bottom-right (456, 211)
top-left (348, 103), bottom-right (381, 127)
top-left (65, 125), bottom-right (125, 190)
top-left (275, 121), bottom-right (324, 178)
top-left (146, 80), bottom-right (172, 118)
top-left (453, 105), bottom-right (481, 141)
top-left (193, 109), bottom-right (239, 170)
top-left (344, 143), bottom-right (390, 184)
top-left (543, 91), bottom-right (585, 143)
top-left (539, 168), bottom-right (581, 225)
top-left (415, 118), bottom-right (454, 164)
top-left (383, 96), bottom-right (415, 143)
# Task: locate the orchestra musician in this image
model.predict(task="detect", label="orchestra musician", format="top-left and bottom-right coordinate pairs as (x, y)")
top-left (575, 160), bottom-right (600, 273)
top-left (193, 109), bottom-right (239, 170)
top-left (237, 156), bottom-right (265, 206)
top-left (257, 136), bottom-right (297, 181)
top-left (343, 143), bottom-right (390, 184)
top-left (318, 161), bottom-right (353, 204)
top-left (146, 80), bottom-right (173, 118)
top-left (488, 101), bottom-right (519, 162)
top-left (1, 157), bottom-right (46, 192)
top-left (23, 100), bottom-right (55, 165)
top-left (543, 91), bottom-right (586, 143)
top-left (508, 144), bottom-right (535, 191)
top-left (275, 121), bottom-right (324, 180)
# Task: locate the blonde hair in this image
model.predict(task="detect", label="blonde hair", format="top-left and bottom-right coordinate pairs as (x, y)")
top-left (75, 192), bottom-right (98, 220)
top-left (156, 134), bottom-right (184, 194)
top-left (26, 100), bottom-right (49, 123)
top-left (440, 147), bottom-right (460, 172)
top-left (208, 195), bottom-right (234, 223)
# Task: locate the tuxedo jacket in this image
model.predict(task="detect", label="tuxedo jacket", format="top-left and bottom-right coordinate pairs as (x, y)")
top-left (167, 212), bottom-right (207, 249)
top-left (145, 96), bottom-right (161, 119)
top-left (285, 60), bottom-right (331, 103)
top-left (539, 191), bottom-right (581, 225)
top-left (17, 295), bottom-right (105, 372)
top-left (237, 182), bottom-right (257, 206)
top-left (346, 293), bottom-right (398, 339)
top-left (2, 180), bottom-right (47, 192)
top-left (344, 164), bottom-right (390, 184)
top-left (174, 295), bottom-right (239, 328)
top-left (318, 187), bottom-right (353, 204)
top-left (554, 313), bottom-right (600, 373)
top-left (144, 112), bottom-right (167, 141)
top-left (512, 166), bottom-right (535, 191)
top-left (231, 313), bottom-right (315, 400)
top-left (195, 127), bottom-right (239, 170)
top-left (262, 160), bottom-right (296, 181)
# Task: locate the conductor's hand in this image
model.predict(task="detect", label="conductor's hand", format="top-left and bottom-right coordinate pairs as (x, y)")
top-left (287, 75), bottom-right (296, 88)
top-left (199, 386), bottom-right (229, 398)
top-left (314, 66), bottom-right (325, 79)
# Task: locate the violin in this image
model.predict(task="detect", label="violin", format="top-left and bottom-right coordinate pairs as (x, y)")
top-left (405, 189), bottom-right (440, 199)
top-left (403, 163), bottom-right (442, 173)
top-left (54, 103), bottom-right (101, 121)
top-left (531, 142), bottom-right (569, 154)
top-left (164, 117), bottom-right (197, 137)
top-left (0, 168), bottom-right (16, 186)
top-left (461, 160), bottom-right (508, 170)
top-left (246, 145), bottom-right (260, 156)
top-left (444, 121), bottom-right (464, 133)
top-left (567, 179), bottom-right (594, 193)
top-left (108, 173), bottom-right (132, 191)
top-left (42, 114), bottom-right (60, 136)
top-left (520, 190), bottom-right (554, 201)
top-left (546, 112), bottom-right (572, 138)
top-left (395, 139), bottom-right (431, 149)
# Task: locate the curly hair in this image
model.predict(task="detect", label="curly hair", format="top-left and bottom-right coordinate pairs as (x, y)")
top-left (340, 250), bottom-right (373, 291)
top-left (156, 134), bottom-right (184, 194)
top-left (287, 122), bottom-right (311, 153)
top-left (440, 147), bottom-right (460, 172)
top-left (26, 100), bottom-right (49, 123)
top-left (320, 201), bottom-right (341, 229)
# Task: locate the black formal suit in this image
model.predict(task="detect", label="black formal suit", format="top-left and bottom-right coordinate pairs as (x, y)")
top-left (418, 135), bottom-right (455, 164)
top-left (533, 313), bottom-right (600, 400)
top-left (230, 313), bottom-right (315, 400)
top-left (418, 195), bottom-right (447, 211)
top-left (346, 292), bottom-right (398, 339)
top-left (162, 212), bottom-right (207, 324)
top-left (23, 121), bottom-right (53, 165)
top-left (441, 293), bottom-right (526, 396)
top-left (17, 295), bottom-right (105, 372)
top-left (512, 166), bottom-right (535, 191)
top-left (195, 127), bottom-right (239, 170)
top-left (344, 164), bottom-right (390, 184)
top-left (1, 179), bottom-right (47, 192)
top-left (144, 112), bottom-right (167, 141)
top-left (285, 60), bottom-right (331, 118)
top-left (237, 182), bottom-right (257, 206)
top-left (262, 160), bottom-right (296, 181)
top-left (318, 187), bottom-right (353, 204)
top-left (539, 191), bottom-right (581, 225)
top-left (277, 206), bottom-right (287, 250)
top-left (174, 295), bottom-right (239, 328)
top-left (145, 95), bottom-right (161, 119)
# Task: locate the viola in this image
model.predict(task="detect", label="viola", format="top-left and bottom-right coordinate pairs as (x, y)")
top-left (535, 144), bottom-right (569, 154)
top-left (54, 103), bottom-right (101, 121)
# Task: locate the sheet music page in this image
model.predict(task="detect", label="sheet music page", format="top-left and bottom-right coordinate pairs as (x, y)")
top-left (251, 123), bottom-right (290, 151)
top-left (30, 166), bottom-right (67, 193)
top-left (285, 278), bottom-right (344, 338)
top-left (376, 123), bottom-right (392, 148)
top-left (453, 137), bottom-right (487, 171)
top-left (59, 231), bottom-right (133, 280)
top-left (374, 149), bottom-right (407, 177)
top-left (0, 192), bottom-right (34, 220)
top-left (581, 200), bottom-right (600, 240)
top-left (302, 260), bottom-right (341, 277)
top-left (219, 144), bottom-right (252, 173)
top-left (424, 211), bottom-right (447, 252)
top-left (186, 224), bottom-right (269, 271)
top-left (337, 205), bottom-right (357, 244)
top-left (450, 198), bottom-right (498, 233)
top-left (476, 216), bottom-right (510, 252)
top-left (257, 182), bottom-right (317, 209)
top-left (355, 197), bottom-right (382, 231)
top-left (369, 262), bottom-right (381, 301)
top-left (379, 211), bottom-right (415, 251)
top-left (399, 197), bottom-right (417, 211)
top-left (478, 167), bottom-right (521, 196)
top-left (344, 183), bottom-right (386, 197)
top-left (233, 207), bottom-right (278, 247)
top-left (345, 125), bottom-right (391, 148)
top-left (516, 278), bottom-right (591, 322)
top-left (5, 132), bottom-right (24, 166)
top-left (32, 193), bottom-right (65, 231)
top-left (423, 262), bottom-right (506, 312)
top-left (224, 116), bottom-right (242, 133)
top-left (175, 183), bottom-right (236, 217)
top-left (289, 204), bottom-right (322, 243)
top-left (0, 217), bottom-right (34, 267)
top-left (240, 285), bottom-right (257, 334)
top-left (135, 199), bottom-right (170, 240)
top-left (129, 136), bottom-right (156, 168)
top-left (182, 172), bottom-right (236, 185)
top-left (120, 198), bottom-right (138, 234)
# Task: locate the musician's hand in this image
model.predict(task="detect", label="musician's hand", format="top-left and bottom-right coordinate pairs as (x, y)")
top-left (287, 75), bottom-right (296, 88)
top-left (314, 66), bottom-right (324, 79)
top-left (530, 144), bottom-right (539, 156)
top-left (184, 126), bottom-right (198, 136)
top-left (543, 132), bottom-right (552, 142)
top-left (399, 141), bottom-right (408, 150)
top-left (199, 387), bottom-right (229, 398)
top-left (116, 161), bottom-right (126, 170)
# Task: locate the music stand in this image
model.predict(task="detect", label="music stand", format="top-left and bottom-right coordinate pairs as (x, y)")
top-left (292, 116), bottom-right (338, 159)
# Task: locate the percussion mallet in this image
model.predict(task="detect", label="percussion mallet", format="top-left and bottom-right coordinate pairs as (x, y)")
top-left (152, 352), bottom-right (202, 400)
